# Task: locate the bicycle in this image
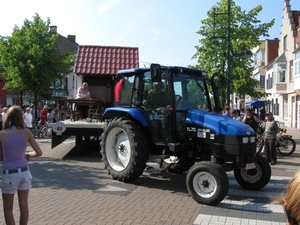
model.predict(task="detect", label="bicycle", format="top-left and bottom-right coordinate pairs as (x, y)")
top-left (31, 120), bottom-right (52, 139)
top-left (256, 125), bottom-right (296, 156)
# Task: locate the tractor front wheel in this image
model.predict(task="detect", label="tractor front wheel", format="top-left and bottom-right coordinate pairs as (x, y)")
top-left (234, 154), bottom-right (271, 190)
top-left (101, 117), bottom-right (149, 182)
top-left (186, 161), bottom-right (229, 206)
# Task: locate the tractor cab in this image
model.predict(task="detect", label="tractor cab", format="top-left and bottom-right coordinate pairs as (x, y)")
top-left (110, 64), bottom-right (214, 145)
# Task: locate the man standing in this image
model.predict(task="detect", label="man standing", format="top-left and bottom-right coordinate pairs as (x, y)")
top-left (40, 105), bottom-right (48, 125)
top-left (2, 107), bottom-right (8, 127)
top-left (264, 112), bottom-right (282, 165)
top-left (24, 107), bottom-right (33, 130)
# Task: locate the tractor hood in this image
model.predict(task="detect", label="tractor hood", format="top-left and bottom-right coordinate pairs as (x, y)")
top-left (186, 109), bottom-right (255, 136)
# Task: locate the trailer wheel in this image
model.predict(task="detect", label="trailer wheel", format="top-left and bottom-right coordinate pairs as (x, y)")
top-left (234, 154), bottom-right (271, 190)
top-left (101, 117), bottom-right (149, 182)
top-left (186, 161), bottom-right (229, 206)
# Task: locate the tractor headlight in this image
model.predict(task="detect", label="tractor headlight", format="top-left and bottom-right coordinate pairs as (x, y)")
top-left (242, 137), bottom-right (249, 144)
top-left (249, 136), bottom-right (256, 143)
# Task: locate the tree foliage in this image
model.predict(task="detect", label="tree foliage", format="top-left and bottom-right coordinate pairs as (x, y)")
top-left (0, 13), bottom-right (74, 106)
top-left (192, 0), bottom-right (275, 106)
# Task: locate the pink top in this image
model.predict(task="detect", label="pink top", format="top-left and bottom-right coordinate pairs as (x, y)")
top-left (76, 87), bottom-right (90, 99)
top-left (2, 131), bottom-right (28, 170)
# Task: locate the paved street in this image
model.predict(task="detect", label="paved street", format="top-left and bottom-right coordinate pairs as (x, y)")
top-left (0, 127), bottom-right (299, 225)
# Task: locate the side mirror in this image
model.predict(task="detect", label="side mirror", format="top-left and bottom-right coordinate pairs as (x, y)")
top-left (150, 63), bottom-right (162, 82)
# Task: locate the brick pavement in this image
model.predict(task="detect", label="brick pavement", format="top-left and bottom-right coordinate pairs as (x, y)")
top-left (0, 126), bottom-right (299, 225)
top-left (1, 140), bottom-right (201, 225)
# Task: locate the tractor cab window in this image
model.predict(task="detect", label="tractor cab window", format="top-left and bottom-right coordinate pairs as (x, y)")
top-left (115, 76), bottom-right (135, 106)
top-left (138, 71), bottom-right (168, 109)
top-left (173, 73), bottom-right (209, 111)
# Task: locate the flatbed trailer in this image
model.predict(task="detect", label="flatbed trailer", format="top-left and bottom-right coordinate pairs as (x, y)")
top-left (51, 120), bottom-right (106, 153)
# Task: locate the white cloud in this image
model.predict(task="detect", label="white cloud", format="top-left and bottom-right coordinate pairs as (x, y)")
top-left (97, 0), bottom-right (121, 15)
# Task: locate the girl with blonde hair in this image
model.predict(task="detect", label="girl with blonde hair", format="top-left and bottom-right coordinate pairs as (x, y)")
top-left (0, 105), bottom-right (43, 225)
top-left (275, 170), bottom-right (300, 224)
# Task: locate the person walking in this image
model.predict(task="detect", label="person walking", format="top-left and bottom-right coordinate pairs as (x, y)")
top-left (263, 112), bottom-right (282, 165)
top-left (23, 107), bottom-right (33, 131)
top-left (0, 105), bottom-right (43, 225)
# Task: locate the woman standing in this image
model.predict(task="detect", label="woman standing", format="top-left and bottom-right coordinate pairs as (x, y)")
top-left (242, 108), bottom-right (262, 133)
top-left (0, 105), bottom-right (43, 225)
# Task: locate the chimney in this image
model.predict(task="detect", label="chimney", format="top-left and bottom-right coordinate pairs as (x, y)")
top-left (50, 26), bottom-right (57, 34)
top-left (67, 35), bottom-right (76, 42)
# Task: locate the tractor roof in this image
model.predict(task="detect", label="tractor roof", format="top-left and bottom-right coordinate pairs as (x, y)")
top-left (118, 66), bottom-right (207, 77)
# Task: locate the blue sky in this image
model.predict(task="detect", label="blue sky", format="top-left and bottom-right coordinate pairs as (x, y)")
top-left (1, 0), bottom-right (300, 67)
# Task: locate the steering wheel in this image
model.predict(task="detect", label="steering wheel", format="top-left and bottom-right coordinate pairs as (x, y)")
top-left (175, 95), bottom-right (182, 107)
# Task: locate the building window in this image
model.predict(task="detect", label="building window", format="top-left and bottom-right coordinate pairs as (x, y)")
top-left (295, 51), bottom-right (300, 77)
top-left (266, 73), bottom-right (271, 89)
top-left (289, 60), bottom-right (293, 82)
top-left (260, 75), bottom-right (265, 88)
top-left (283, 35), bottom-right (287, 51)
top-left (277, 64), bottom-right (286, 83)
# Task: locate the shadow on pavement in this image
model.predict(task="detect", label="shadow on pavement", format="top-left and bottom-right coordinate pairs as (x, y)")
top-left (29, 146), bottom-right (191, 196)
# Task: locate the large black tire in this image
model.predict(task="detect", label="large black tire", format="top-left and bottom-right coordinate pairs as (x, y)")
top-left (186, 161), bottom-right (229, 206)
top-left (234, 154), bottom-right (271, 190)
top-left (100, 117), bottom-right (150, 182)
top-left (277, 137), bottom-right (296, 156)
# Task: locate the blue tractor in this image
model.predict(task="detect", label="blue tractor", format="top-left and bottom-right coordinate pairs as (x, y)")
top-left (100, 64), bottom-right (271, 205)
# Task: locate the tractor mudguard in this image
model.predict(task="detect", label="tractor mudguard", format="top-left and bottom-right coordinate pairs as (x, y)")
top-left (103, 107), bottom-right (149, 126)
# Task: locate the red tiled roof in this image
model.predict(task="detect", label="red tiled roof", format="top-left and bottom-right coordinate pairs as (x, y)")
top-left (74, 45), bottom-right (139, 75)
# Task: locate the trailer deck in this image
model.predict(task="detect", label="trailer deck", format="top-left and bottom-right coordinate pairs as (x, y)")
top-left (51, 119), bottom-right (107, 149)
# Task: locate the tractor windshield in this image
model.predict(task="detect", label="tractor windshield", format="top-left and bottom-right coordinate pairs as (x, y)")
top-left (173, 72), bottom-right (211, 111)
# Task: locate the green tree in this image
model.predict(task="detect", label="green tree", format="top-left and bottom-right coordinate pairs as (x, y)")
top-left (0, 13), bottom-right (74, 110)
top-left (192, 0), bottom-right (274, 107)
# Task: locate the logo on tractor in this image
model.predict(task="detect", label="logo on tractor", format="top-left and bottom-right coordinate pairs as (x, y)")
top-left (149, 114), bottom-right (164, 121)
top-left (198, 128), bottom-right (210, 133)
top-left (187, 127), bottom-right (197, 132)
